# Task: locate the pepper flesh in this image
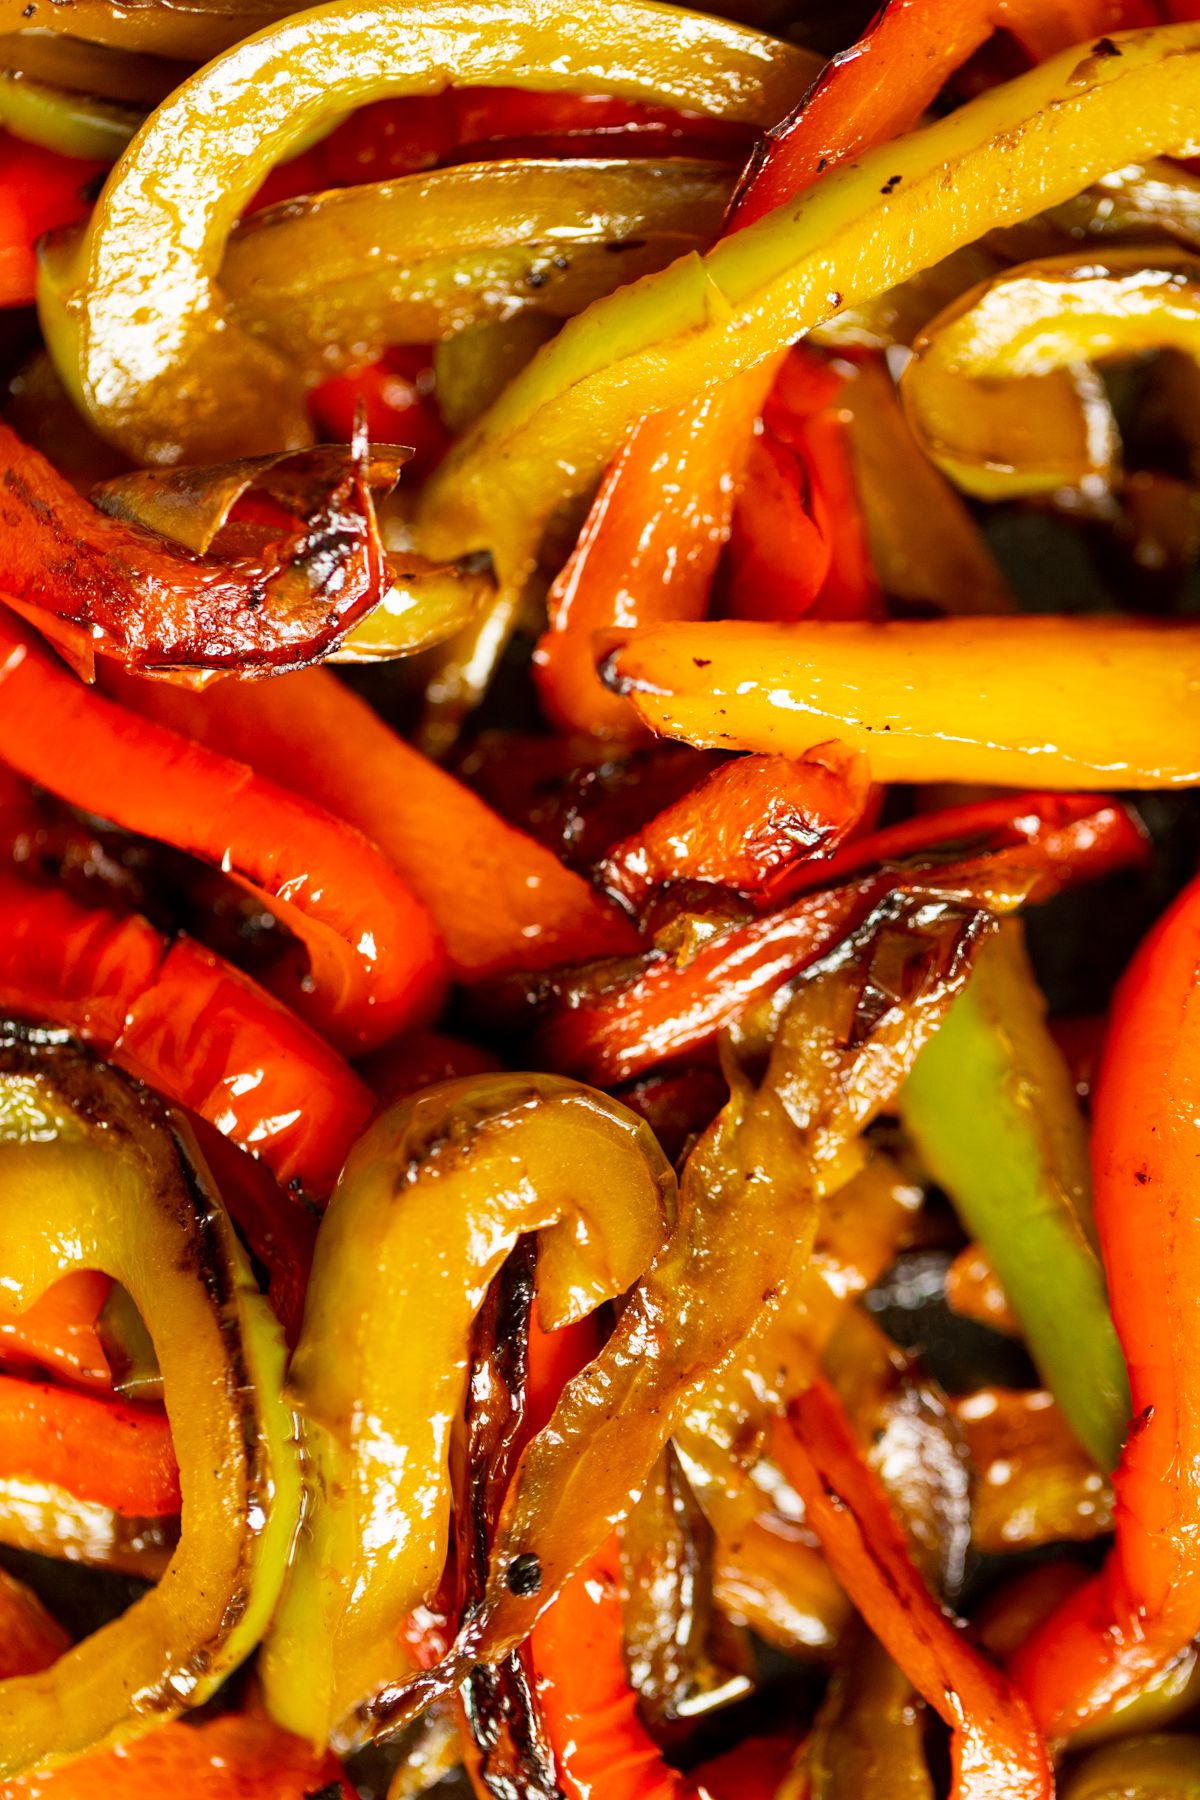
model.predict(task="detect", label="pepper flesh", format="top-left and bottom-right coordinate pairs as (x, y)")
top-left (0, 1375), bottom-right (179, 1518)
top-left (40, 0), bottom-right (812, 463)
top-left (0, 1036), bottom-right (299, 1775)
top-left (1013, 868), bottom-right (1200, 1739)
top-left (418, 23), bottom-right (1200, 584)
top-left (604, 616), bottom-right (1200, 789)
top-left (901, 922), bottom-right (1129, 1470)
top-left (262, 1073), bottom-right (675, 1746)
top-left (0, 612), bottom-right (446, 1055)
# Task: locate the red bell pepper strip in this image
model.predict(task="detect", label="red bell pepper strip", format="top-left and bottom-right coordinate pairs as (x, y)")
top-left (596, 746), bottom-right (869, 917)
top-left (533, 794), bottom-right (1145, 1085)
top-left (534, 371), bottom-right (774, 738)
top-left (1012, 867), bottom-right (1200, 1740)
top-left (546, 0), bottom-right (1155, 720)
top-left (0, 613), bottom-right (446, 1055)
top-left (103, 664), bottom-right (638, 980)
top-left (0, 1271), bottom-right (113, 1392)
top-left (0, 419), bottom-right (395, 675)
top-left (775, 1378), bottom-right (1052, 1800)
top-left (0, 1713), bottom-right (354, 1798)
top-left (0, 1373), bottom-right (179, 1518)
top-left (0, 1569), bottom-right (70, 1680)
top-left (0, 134), bottom-right (105, 310)
top-left (0, 874), bottom-right (371, 1198)
top-left (309, 346), bottom-right (451, 482)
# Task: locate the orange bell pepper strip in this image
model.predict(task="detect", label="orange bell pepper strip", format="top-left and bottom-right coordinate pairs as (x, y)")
top-left (0, 612), bottom-right (446, 1055)
top-left (0, 1373), bottom-right (179, 1518)
top-left (0, 874), bottom-right (371, 1197)
top-left (1012, 868), bottom-right (1200, 1740)
top-left (0, 1714), bottom-right (353, 1799)
top-left (775, 1377), bottom-right (1052, 1800)
top-left (540, 0), bottom-right (1145, 733)
top-left (534, 794), bottom-right (1145, 1084)
top-left (0, 1271), bottom-right (113, 1392)
top-left (103, 664), bottom-right (637, 980)
top-left (595, 746), bottom-right (869, 917)
top-left (0, 1569), bottom-right (70, 1681)
top-left (602, 616), bottom-right (1200, 790)
top-left (0, 134), bottom-right (104, 310)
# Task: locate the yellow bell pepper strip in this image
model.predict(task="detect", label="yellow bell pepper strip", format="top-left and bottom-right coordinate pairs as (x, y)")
top-left (39, 0), bottom-right (810, 465)
top-left (902, 249), bottom-right (1200, 499)
top-left (900, 922), bottom-right (1130, 1470)
top-left (602, 616), bottom-right (1200, 789)
top-left (417, 22), bottom-right (1200, 586)
top-left (0, 1032), bottom-right (299, 1777)
top-left (223, 156), bottom-right (732, 375)
top-left (102, 664), bottom-right (638, 980)
top-left (0, 73), bottom-right (138, 158)
top-left (371, 897), bottom-right (995, 1742)
top-left (261, 1072), bottom-right (676, 1747)
top-left (951, 1388), bottom-right (1113, 1554)
top-left (1062, 1735), bottom-right (1200, 1798)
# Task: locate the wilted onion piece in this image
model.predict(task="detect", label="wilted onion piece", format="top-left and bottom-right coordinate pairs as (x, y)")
top-left (223, 158), bottom-right (732, 375)
top-left (803, 1628), bottom-right (933, 1800)
top-left (952, 1388), bottom-right (1114, 1554)
top-left (901, 249), bottom-right (1200, 501)
top-left (0, 422), bottom-right (403, 676)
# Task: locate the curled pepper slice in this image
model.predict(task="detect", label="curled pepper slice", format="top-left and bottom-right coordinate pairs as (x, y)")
top-left (261, 1073), bottom-right (676, 1746)
top-left (39, 0), bottom-right (811, 463)
top-left (0, 612), bottom-right (446, 1055)
top-left (0, 421), bottom-right (396, 675)
top-left (0, 1033), bottom-right (299, 1776)
top-left (602, 616), bottom-right (1200, 789)
top-left (1014, 868), bottom-right (1200, 1739)
top-left (901, 249), bottom-right (1200, 498)
top-left (0, 873), bottom-right (371, 1197)
top-left (418, 23), bottom-right (1200, 583)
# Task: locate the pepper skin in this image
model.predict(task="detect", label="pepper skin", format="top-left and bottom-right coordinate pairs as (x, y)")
top-left (103, 664), bottom-right (638, 980)
top-left (901, 922), bottom-right (1129, 1471)
top-left (0, 1376), bottom-right (179, 1517)
top-left (603, 617), bottom-right (1200, 789)
top-left (0, 612), bottom-right (446, 1055)
top-left (0, 874), bottom-right (372, 1198)
top-left (0, 420), bottom-right (396, 675)
top-left (1014, 869), bottom-right (1200, 1740)
top-left (0, 1035), bottom-right (299, 1776)
top-left (40, 0), bottom-right (812, 463)
top-left (261, 1073), bottom-right (675, 1747)
top-left (776, 1378), bottom-right (1052, 1800)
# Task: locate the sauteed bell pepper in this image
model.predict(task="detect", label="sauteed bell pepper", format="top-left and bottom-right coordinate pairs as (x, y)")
top-left (0, 1033), bottom-right (299, 1776)
top-left (603, 616), bottom-right (1200, 789)
top-left (951, 1387), bottom-right (1114, 1554)
top-left (901, 922), bottom-right (1129, 1470)
top-left (262, 1073), bottom-right (675, 1746)
top-left (0, 74), bottom-right (139, 159)
top-left (0, 420), bottom-right (401, 675)
top-left (0, 1375), bottom-right (179, 1517)
top-left (1062, 1734), bottom-right (1200, 1798)
top-left (0, 873), bottom-right (371, 1197)
top-left (40, 0), bottom-right (810, 463)
top-left (902, 249), bottom-right (1200, 498)
top-left (418, 23), bottom-right (1200, 585)
top-left (0, 612), bottom-right (446, 1055)
top-left (103, 664), bottom-right (637, 979)
top-left (380, 898), bottom-right (992, 1733)
top-left (1014, 868), bottom-right (1200, 1740)
top-left (0, 1569), bottom-right (69, 1682)
top-left (0, 133), bottom-right (103, 309)
top-left (775, 1377), bottom-right (1053, 1800)
top-left (0, 1270), bottom-right (111, 1391)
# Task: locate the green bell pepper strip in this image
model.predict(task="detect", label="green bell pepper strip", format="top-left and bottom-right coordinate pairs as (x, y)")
top-left (37, 0), bottom-right (814, 464)
top-left (222, 156), bottom-right (732, 376)
top-left (261, 1072), bottom-right (675, 1749)
top-left (414, 22), bottom-right (1200, 583)
top-left (0, 1032), bottom-right (300, 1778)
top-left (900, 922), bottom-right (1130, 1472)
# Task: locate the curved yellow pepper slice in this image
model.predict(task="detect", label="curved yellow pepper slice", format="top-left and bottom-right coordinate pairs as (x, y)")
top-left (415, 22), bottom-right (1200, 581)
top-left (38, 0), bottom-right (813, 464)
top-left (902, 248), bottom-right (1200, 498)
top-left (261, 1072), bottom-right (675, 1748)
top-left (0, 1031), bottom-right (299, 1778)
